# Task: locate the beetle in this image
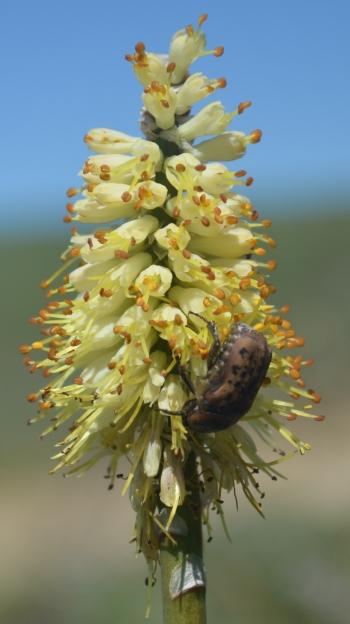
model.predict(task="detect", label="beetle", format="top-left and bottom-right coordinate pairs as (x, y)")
top-left (161, 313), bottom-right (272, 433)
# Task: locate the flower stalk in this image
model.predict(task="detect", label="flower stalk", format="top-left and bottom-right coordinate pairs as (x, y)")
top-left (160, 453), bottom-right (206, 624)
top-left (22, 12), bottom-right (324, 622)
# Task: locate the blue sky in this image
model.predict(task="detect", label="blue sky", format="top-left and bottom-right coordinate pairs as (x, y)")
top-left (2, 0), bottom-right (349, 231)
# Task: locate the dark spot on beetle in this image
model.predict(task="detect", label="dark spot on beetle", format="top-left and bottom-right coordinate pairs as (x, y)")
top-left (231, 364), bottom-right (240, 374)
top-left (239, 347), bottom-right (249, 356)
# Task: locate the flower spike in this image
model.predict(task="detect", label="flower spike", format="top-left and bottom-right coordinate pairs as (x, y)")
top-left (24, 14), bottom-right (322, 586)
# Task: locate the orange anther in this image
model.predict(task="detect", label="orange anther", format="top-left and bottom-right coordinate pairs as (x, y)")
top-left (176, 164), bottom-right (186, 172)
top-left (32, 341), bottom-right (44, 349)
top-left (214, 46), bottom-right (224, 57)
top-left (70, 247), bottom-right (81, 257)
top-left (66, 187), bottom-right (79, 198)
top-left (288, 337), bottom-right (305, 348)
top-left (250, 129), bottom-right (262, 143)
top-left (121, 191), bottom-right (132, 202)
top-left (255, 247), bottom-right (266, 256)
top-left (214, 288), bottom-right (225, 300)
top-left (260, 285), bottom-right (270, 299)
top-left (114, 250), bottom-right (129, 259)
top-left (239, 278), bottom-right (251, 290)
top-left (230, 293), bottom-right (241, 306)
top-left (172, 314), bottom-right (182, 326)
top-left (310, 391), bottom-right (321, 403)
top-left (213, 304), bottom-right (229, 315)
top-left (265, 236), bottom-right (277, 248)
top-left (135, 41), bottom-right (145, 55)
top-left (95, 230), bottom-right (108, 243)
top-left (40, 401), bottom-right (54, 410)
top-left (226, 216), bottom-right (238, 225)
top-left (237, 101), bottom-right (252, 114)
top-left (281, 304), bottom-right (290, 314)
top-left (267, 260), bottom-right (277, 270)
top-left (27, 393), bottom-right (38, 402)
top-left (149, 319), bottom-right (168, 329)
top-left (100, 288), bottom-right (113, 297)
top-left (217, 77), bottom-right (227, 88)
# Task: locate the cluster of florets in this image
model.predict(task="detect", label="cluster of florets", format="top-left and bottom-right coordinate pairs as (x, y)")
top-left (22, 14), bottom-right (322, 566)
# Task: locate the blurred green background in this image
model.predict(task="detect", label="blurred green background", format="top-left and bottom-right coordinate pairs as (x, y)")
top-left (2, 204), bottom-right (350, 624)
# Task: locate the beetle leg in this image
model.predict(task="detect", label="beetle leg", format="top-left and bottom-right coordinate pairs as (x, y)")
top-left (189, 312), bottom-right (221, 368)
top-left (175, 357), bottom-right (196, 394)
top-left (155, 407), bottom-right (185, 416)
top-left (207, 324), bottom-right (222, 369)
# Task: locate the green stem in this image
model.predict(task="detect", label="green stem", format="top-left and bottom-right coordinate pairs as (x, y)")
top-left (159, 452), bottom-right (206, 624)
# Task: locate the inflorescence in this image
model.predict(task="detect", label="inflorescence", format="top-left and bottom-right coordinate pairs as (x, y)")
top-left (22, 14), bottom-right (323, 572)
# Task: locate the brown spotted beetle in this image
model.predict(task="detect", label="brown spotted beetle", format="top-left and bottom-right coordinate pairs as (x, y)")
top-left (161, 313), bottom-right (272, 433)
